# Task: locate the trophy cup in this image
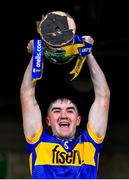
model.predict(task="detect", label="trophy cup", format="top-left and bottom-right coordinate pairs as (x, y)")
top-left (39, 11), bottom-right (76, 65)
top-left (32, 11), bottom-right (93, 81)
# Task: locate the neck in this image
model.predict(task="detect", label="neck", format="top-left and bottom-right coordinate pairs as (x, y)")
top-left (53, 134), bottom-right (75, 141)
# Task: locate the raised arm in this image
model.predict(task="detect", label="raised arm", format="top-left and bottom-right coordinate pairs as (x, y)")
top-left (86, 45), bottom-right (110, 138)
top-left (20, 41), bottom-right (42, 138)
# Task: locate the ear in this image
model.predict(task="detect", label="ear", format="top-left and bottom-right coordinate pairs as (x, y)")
top-left (77, 116), bottom-right (81, 126)
top-left (45, 117), bottom-right (51, 126)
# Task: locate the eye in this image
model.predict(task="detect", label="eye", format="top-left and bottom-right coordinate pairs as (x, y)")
top-left (67, 110), bottom-right (74, 113)
top-left (53, 110), bottom-right (60, 113)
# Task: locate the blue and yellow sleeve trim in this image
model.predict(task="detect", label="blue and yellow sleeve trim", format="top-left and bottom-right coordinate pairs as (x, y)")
top-left (87, 123), bottom-right (104, 144)
top-left (25, 127), bottom-right (43, 144)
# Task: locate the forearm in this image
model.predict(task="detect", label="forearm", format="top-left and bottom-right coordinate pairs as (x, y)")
top-left (87, 53), bottom-right (110, 137)
top-left (20, 56), bottom-right (42, 137)
top-left (87, 53), bottom-right (110, 97)
top-left (20, 56), bottom-right (36, 97)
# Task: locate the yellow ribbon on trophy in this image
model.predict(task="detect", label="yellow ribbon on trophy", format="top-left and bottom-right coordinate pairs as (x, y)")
top-left (63, 43), bottom-right (88, 81)
top-left (69, 56), bottom-right (87, 80)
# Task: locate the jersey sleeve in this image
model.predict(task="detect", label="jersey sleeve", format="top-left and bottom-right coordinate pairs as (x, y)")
top-left (24, 127), bottom-right (43, 154)
top-left (87, 123), bottom-right (104, 144)
top-left (81, 123), bottom-right (104, 152)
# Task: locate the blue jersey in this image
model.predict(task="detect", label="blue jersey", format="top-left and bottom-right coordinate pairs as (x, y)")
top-left (25, 123), bottom-right (103, 179)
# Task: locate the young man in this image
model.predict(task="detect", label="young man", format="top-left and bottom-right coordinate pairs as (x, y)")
top-left (20, 12), bottom-right (110, 179)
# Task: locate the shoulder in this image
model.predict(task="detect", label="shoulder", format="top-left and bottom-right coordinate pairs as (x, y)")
top-left (80, 124), bottom-right (104, 144)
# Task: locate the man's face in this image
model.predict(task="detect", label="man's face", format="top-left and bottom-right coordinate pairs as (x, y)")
top-left (47, 99), bottom-right (81, 139)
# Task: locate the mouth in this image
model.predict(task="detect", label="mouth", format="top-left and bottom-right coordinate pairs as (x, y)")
top-left (59, 122), bottom-right (70, 128)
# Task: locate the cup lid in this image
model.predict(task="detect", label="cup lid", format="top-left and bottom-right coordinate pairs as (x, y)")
top-left (39, 11), bottom-right (76, 47)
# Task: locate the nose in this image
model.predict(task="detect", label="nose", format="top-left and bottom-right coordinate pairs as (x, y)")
top-left (60, 110), bottom-right (67, 118)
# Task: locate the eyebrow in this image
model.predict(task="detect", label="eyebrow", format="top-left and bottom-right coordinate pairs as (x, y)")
top-left (51, 106), bottom-right (76, 112)
top-left (51, 107), bottom-right (61, 111)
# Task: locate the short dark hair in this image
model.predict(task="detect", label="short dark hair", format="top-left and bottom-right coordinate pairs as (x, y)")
top-left (46, 94), bottom-right (81, 115)
top-left (47, 97), bottom-right (79, 115)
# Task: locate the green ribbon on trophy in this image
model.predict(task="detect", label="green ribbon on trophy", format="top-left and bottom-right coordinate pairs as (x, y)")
top-left (44, 34), bottom-right (93, 80)
top-left (32, 35), bottom-right (93, 81)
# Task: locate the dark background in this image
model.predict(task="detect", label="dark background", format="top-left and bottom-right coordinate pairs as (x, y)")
top-left (0, 0), bottom-right (129, 178)
top-left (1, 0), bottom-right (129, 122)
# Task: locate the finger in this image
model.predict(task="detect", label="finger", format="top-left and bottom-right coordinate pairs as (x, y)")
top-left (82, 36), bottom-right (94, 45)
